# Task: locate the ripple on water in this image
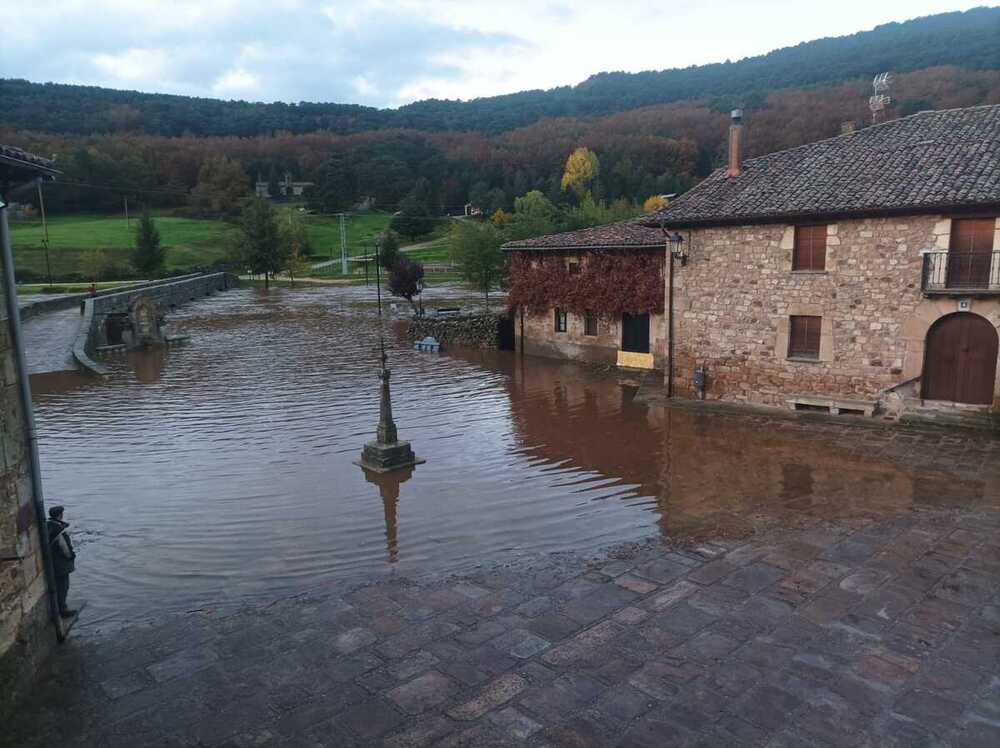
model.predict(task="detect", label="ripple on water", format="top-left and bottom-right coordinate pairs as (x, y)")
top-left (29, 285), bottom-right (1000, 630)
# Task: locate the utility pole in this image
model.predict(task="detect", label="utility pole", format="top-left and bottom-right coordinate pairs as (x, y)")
top-left (36, 180), bottom-right (52, 287)
top-left (124, 197), bottom-right (131, 249)
top-left (375, 241), bottom-right (382, 316)
top-left (339, 213), bottom-right (348, 276)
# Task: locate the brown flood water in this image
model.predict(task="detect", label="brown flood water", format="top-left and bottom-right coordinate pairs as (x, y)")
top-left (29, 286), bottom-right (1000, 631)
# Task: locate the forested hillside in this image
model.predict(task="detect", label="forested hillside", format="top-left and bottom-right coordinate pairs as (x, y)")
top-left (2, 7), bottom-right (998, 137)
top-left (4, 67), bottom-right (999, 219)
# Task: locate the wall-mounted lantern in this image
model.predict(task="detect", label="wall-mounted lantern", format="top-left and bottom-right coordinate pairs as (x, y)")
top-left (665, 231), bottom-right (687, 266)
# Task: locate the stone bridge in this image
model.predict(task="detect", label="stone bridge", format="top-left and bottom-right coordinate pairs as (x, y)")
top-left (21, 273), bottom-right (238, 377)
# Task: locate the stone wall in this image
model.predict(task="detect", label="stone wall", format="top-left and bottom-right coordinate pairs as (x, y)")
top-left (0, 253), bottom-right (55, 717)
top-left (75, 272), bottom-right (239, 375)
top-left (519, 307), bottom-right (667, 368)
top-left (670, 215), bottom-right (1000, 409)
top-left (408, 314), bottom-right (501, 349)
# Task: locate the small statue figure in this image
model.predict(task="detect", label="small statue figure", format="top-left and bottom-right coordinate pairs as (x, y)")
top-left (46, 506), bottom-right (77, 618)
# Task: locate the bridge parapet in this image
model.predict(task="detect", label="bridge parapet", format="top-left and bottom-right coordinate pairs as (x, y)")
top-left (73, 272), bottom-right (239, 376)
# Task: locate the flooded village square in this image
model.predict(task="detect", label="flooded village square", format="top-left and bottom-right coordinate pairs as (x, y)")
top-left (4, 11), bottom-right (1000, 744)
top-left (7, 283), bottom-right (1000, 746)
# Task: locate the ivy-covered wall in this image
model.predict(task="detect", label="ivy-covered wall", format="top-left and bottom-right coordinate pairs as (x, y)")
top-left (507, 249), bottom-right (664, 317)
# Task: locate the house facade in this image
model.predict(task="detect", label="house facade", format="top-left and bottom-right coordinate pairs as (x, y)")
top-left (504, 221), bottom-right (668, 370)
top-left (648, 105), bottom-right (1000, 418)
top-left (254, 172), bottom-right (314, 199)
top-left (507, 104), bottom-right (1000, 422)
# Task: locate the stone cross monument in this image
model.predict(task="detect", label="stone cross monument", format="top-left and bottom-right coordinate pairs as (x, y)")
top-left (357, 339), bottom-right (423, 473)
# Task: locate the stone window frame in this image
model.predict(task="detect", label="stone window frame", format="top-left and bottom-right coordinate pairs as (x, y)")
top-left (781, 224), bottom-right (838, 273)
top-left (787, 315), bottom-right (822, 359)
top-left (583, 310), bottom-right (598, 337)
top-left (934, 216), bottom-right (1000, 289)
top-left (792, 224), bottom-right (828, 272)
top-left (554, 308), bottom-right (568, 333)
top-left (775, 304), bottom-right (834, 363)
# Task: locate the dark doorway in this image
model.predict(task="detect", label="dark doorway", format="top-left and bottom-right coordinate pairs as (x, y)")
top-left (621, 313), bottom-right (650, 353)
top-left (923, 313), bottom-right (998, 404)
top-left (497, 316), bottom-right (515, 351)
top-left (105, 314), bottom-right (127, 345)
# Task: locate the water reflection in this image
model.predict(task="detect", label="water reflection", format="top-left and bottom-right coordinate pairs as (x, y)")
top-left (360, 465), bottom-right (415, 564)
top-left (27, 285), bottom-right (1000, 630)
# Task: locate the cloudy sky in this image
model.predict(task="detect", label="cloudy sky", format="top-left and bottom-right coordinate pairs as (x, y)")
top-left (2, 1), bottom-right (992, 108)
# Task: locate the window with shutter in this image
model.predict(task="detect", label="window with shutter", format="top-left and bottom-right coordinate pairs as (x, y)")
top-left (788, 315), bottom-right (822, 359)
top-left (584, 310), bottom-right (597, 336)
top-left (792, 225), bottom-right (827, 271)
top-left (554, 308), bottom-right (567, 333)
top-left (948, 218), bottom-right (996, 288)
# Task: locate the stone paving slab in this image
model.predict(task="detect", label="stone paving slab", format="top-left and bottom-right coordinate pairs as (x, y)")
top-left (7, 507), bottom-right (1000, 747)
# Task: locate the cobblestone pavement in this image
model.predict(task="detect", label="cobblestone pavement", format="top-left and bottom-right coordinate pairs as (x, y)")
top-left (8, 502), bottom-right (1000, 747)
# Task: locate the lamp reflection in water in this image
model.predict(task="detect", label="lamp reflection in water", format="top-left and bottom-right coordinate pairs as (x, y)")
top-left (360, 464), bottom-right (414, 564)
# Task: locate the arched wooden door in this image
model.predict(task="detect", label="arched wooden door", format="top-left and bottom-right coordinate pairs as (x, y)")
top-left (923, 313), bottom-right (998, 405)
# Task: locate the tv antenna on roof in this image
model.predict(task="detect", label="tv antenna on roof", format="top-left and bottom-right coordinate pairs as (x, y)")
top-left (869, 72), bottom-right (893, 124)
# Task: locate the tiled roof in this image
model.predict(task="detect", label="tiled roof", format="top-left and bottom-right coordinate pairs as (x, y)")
top-left (643, 104), bottom-right (1000, 228)
top-left (502, 219), bottom-right (664, 251)
top-left (0, 144), bottom-right (58, 176)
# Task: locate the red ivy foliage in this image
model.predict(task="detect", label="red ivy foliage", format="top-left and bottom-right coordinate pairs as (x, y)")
top-left (507, 250), bottom-right (664, 317)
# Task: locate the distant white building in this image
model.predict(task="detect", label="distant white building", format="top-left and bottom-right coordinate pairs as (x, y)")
top-left (255, 172), bottom-right (314, 199)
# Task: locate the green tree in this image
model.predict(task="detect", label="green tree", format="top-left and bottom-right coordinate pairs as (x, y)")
top-left (191, 155), bottom-right (250, 216)
top-left (236, 197), bottom-right (286, 289)
top-left (390, 192), bottom-right (435, 239)
top-left (450, 220), bottom-right (506, 307)
top-left (377, 230), bottom-right (400, 270)
top-left (130, 208), bottom-right (166, 276)
top-left (506, 190), bottom-right (560, 240)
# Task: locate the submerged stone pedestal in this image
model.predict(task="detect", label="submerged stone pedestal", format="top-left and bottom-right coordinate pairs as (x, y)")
top-left (359, 438), bottom-right (422, 473)
top-left (356, 345), bottom-right (423, 474)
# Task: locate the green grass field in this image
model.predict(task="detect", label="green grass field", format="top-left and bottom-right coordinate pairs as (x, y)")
top-left (8, 213), bottom-right (230, 281)
top-left (7, 210), bottom-right (402, 282)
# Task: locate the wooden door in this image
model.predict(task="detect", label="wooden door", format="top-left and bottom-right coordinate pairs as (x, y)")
top-left (621, 313), bottom-right (650, 353)
top-left (947, 218), bottom-right (995, 288)
top-left (923, 313), bottom-right (998, 404)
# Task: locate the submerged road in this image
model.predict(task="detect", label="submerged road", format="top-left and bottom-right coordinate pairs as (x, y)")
top-left (22, 305), bottom-right (81, 374)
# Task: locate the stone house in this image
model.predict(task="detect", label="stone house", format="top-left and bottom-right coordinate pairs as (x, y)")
top-left (506, 104), bottom-right (1000, 423)
top-left (645, 104), bottom-right (1000, 421)
top-left (0, 145), bottom-right (63, 716)
top-left (254, 172), bottom-right (314, 199)
top-left (504, 221), bottom-right (668, 370)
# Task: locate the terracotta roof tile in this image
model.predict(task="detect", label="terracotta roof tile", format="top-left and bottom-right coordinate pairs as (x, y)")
top-left (643, 104), bottom-right (1000, 227)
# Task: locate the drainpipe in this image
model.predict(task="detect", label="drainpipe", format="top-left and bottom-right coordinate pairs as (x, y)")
top-left (0, 198), bottom-right (63, 641)
top-left (519, 307), bottom-right (524, 356)
top-left (665, 237), bottom-right (676, 399)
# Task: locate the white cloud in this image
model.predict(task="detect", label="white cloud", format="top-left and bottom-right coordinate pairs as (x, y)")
top-left (0, 0), bottom-right (992, 107)
top-left (93, 48), bottom-right (170, 83)
top-left (212, 68), bottom-right (261, 96)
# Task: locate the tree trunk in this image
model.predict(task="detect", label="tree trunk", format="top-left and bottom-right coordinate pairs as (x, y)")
top-left (264, 271), bottom-right (270, 289)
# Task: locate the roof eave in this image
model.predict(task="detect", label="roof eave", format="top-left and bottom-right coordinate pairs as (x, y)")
top-left (645, 201), bottom-right (1000, 229)
top-left (502, 242), bottom-right (665, 252)
top-left (0, 153), bottom-right (60, 181)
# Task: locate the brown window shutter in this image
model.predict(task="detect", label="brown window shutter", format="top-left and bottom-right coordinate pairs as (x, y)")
top-left (789, 315), bottom-right (822, 358)
top-left (950, 218), bottom-right (995, 253)
top-left (793, 225), bottom-right (827, 271)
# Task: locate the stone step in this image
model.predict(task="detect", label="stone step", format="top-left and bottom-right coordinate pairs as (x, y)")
top-left (898, 407), bottom-right (1000, 433)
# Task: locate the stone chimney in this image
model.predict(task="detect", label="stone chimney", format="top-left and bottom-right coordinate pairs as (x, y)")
top-left (727, 109), bottom-right (743, 178)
